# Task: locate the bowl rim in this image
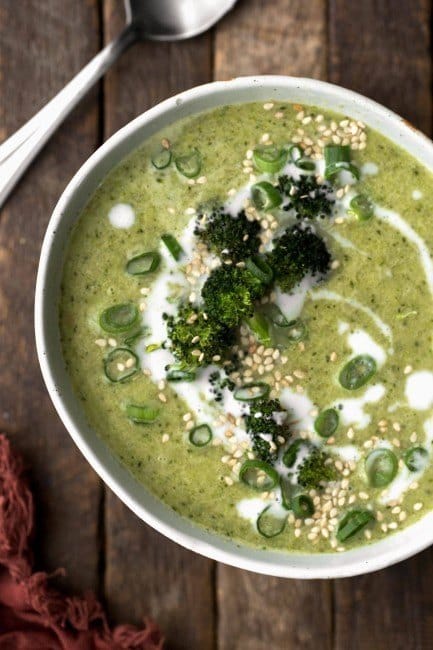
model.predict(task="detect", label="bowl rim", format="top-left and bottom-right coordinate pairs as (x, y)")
top-left (35, 75), bottom-right (433, 579)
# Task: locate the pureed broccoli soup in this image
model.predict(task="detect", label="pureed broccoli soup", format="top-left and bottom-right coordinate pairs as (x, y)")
top-left (59, 101), bottom-right (433, 553)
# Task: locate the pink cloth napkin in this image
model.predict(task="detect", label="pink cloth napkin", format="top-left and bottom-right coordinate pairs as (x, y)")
top-left (0, 434), bottom-right (164, 649)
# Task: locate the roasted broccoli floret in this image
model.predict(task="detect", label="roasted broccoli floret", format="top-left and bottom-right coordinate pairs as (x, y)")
top-left (165, 304), bottom-right (233, 367)
top-left (267, 225), bottom-right (331, 292)
top-left (297, 448), bottom-right (336, 489)
top-left (202, 265), bottom-right (265, 327)
top-left (244, 398), bottom-right (291, 464)
top-left (195, 208), bottom-right (261, 261)
top-left (278, 174), bottom-right (334, 220)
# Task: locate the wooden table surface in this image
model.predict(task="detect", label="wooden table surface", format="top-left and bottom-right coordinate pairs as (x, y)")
top-left (1, 1), bottom-right (433, 648)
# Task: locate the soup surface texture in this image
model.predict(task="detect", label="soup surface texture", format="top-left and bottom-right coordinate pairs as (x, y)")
top-left (60, 101), bottom-right (433, 553)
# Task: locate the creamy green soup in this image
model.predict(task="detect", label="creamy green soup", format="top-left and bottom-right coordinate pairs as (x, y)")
top-left (60, 101), bottom-right (433, 553)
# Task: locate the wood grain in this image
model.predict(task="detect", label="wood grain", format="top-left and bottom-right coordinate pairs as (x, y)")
top-left (329, 0), bottom-right (432, 133)
top-left (0, 0), bottom-right (102, 591)
top-left (214, 3), bottom-right (332, 649)
top-left (329, 2), bottom-right (433, 648)
top-left (214, 0), bottom-right (326, 80)
top-left (102, 3), bottom-right (215, 648)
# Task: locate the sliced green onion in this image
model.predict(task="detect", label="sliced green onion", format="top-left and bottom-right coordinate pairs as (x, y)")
top-left (251, 181), bottom-right (282, 211)
top-left (280, 478), bottom-right (295, 510)
top-left (286, 319), bottom-right (307, 342)
top-left (161, 233), bottom-right (184, 261)
top-left (265, 304), bottom-right (289, 327)
top-left (100, 303), bottom-right (139, 334)
top-left (403, 446), bottom-right (428, 472)
top-left (252, 145), bottom-right (287, 174)
top-left (324, 143), bottom-right (351, 166)
top-left (245, 255), bottom-right (274, 284)
top-left (234, 382), bottom-right (270, 402)
top-left (247, 312), bottom-right (271, 345)
top-left (339, 355), bottom-right (376, 390)
top-left (288, 144), bottom-right (315, 171)
top-left (257, 505), bottom-right (287, 538)
top-left (314, 408), bottom-right (339, 438)
top-left (104, 348), bottom-right (139, 382)
top-left (126, 251), bottom-right (160, 276)
top-left (175, 148), bottom-right (202, 178)
top-left (365, 448), bottom-right (398, 487)
top-left (124, 326), bottom-right (148, 347)
top-left (324, 144), bottom-right (359, 181)
top-left (336, 509), bottom-right (374, 542)
top-left (239, 459), bottom-right (279, 491)
top-left (396, 310), bottom-right (418, 320)
top-left (166, 366), bottom-right (196, 382)
top-left (291, 494), bottom-right (314, 518)
top-left (145, 343), bottom-right (161, 353)
top-left (126, 403), bottom-right (159, 424)
top-left (189, 424), bottom-right (212, 447)
top-left (349, 194), bottom-right (374, 221)
top-left (151, 147), bottom-right (172, 170)
top-left (282, 439), bottom-right (311, 468)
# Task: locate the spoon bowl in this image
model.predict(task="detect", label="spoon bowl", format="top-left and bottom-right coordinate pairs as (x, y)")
top-left (127, 0), bottom-right (237, 40)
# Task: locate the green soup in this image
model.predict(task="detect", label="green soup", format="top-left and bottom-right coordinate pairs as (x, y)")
top-left (59, 101), bottom-right (433, 553)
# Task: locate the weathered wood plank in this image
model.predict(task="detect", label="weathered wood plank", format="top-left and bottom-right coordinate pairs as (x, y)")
top-left (329, 2), bottom-right (433, 648)
top-left (214, 2), bottom-right (332, 649)
top-left (214, 0), bottom-right (326, 80)
top-left (329, 0), bottom-right (431, 132)
top-left (102, 3), bottom-right (215, 648)
top-left (0, 0), bottom-right (102, 591)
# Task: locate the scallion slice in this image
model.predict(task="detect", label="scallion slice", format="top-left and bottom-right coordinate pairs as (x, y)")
top-left (288, 144), bottom-right (315, 171)
top-left (189, 424), bottom-right (212, 447)
top-left (166, 366), bottom-right (196, 382)
top-left (124, 326), bottom-right (148, 347)
top-left (99, 303), bottom-right (139, 334)
top-left (339, 355), bottom-right (376, 390)
top-left (336, 509), bottom-right (374, 542)
top-left (234, 382), bottom-right (270, 402)
top-left (126, 403), bottom-right (159, 424)
top-left (126, 251), bottom-right (160, 276)
top-left (251, 181), bottom-right (282, 211)
top-left (104, 348), bottom-right (139, 382)
top-left (247, 312), bottom-right (271, 345)
top-left (291, 494), bottom-right (315, 518)
top-left (265, 304), bottom-right (289, 328)
top-left (403, 446), bottom-right (429, 472)
top-left (365, 448), bottom-right (398, 487)
top-left (280, 478), bottom-right (295, 510)
top-left (314, 408), bottom-right (339, 438)
top-left (239, 459), bottom-right (279, 491)
top-left (252, 145), bottom-right (287, 174)
top-left (257, 505), bottom-right (287, 538)
top-left (324, 144), bottom-right (359, 182)
top-left (175, 148), bottom-right (202, 178)
top-left (161, 233), bottom-right (184, 261)
top-left (151, 147), bottom-right (172, 170)
top-left (349, 194), bottom-right (374, 221)
top-left (286, 319), bottom-right (307, 342)
top-left (282, 439), bottom-right (311, 468)
top-left (245, 255), bottom-right (274, 284)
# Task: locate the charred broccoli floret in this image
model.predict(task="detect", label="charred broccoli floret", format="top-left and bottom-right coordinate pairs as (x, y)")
top-left (244, 398), bottom-right (291, 464)
top-left (202, 265), bottom-right (265, 327)
top-left (278, 174), bottom-right (334, 220)
top-left (297, 448), bottom-right (336, 489)
top-left (267, 225), bottom-right (331, 292)
top-left (195, 208), bottom-right (261, 261)
top-left (165, 304), bottom-right (233, 367)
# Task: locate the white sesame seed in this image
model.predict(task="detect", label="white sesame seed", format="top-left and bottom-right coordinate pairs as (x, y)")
top-left (224, 476), bottom-right (234, 486)
top-left (158, 393), bottom-right (167, 403)
top-left (185, 207), bottom-right (196, 215)
top-left (404, 365), bottom-right (413, 375)
top-left (414, 502), bottom-right (423, 511)
top-left (95, 338), bottom-right (107, 348)
top-left (117, 363), bottom-right (125, 372)
top-left (162, 434), bottom-right (170, 443)
top-left (108, 338), bottom-right (117, 347)
top-left (263, 102), bottom-right (274, 110)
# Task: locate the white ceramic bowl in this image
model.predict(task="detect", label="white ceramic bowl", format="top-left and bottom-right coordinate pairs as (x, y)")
top-left (35, 75), bottom-right (433, 578)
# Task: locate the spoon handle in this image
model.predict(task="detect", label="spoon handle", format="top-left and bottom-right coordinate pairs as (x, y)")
top-left (0, 25), bottom-right (136, 208)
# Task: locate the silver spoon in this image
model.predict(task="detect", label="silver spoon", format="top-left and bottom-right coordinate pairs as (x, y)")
top-left (0, 0), bottom-right (236, 208)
